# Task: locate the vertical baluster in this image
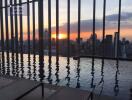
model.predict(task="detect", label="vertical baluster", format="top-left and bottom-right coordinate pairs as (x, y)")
top-left (32, 0), bottom-right (36, 80)
top-left (5, 0), bottom-right (9, 52)
top-left (0, 0), bottom-right (5, 74)
top-left (55, 0), bottom-right (60, 85)
top-left (10, 0), bottom-right (14, 53)
top-left (14, 0), bottom-right (19, 76)
top-left (27, 0), bottom-right (31, 79)
top-left (0, 0), bottom-right (2, 74)
top-left (92, 0), bottom-right (96, 57)
top-left (5, 0), bottom-right (10, 75)
top-left (75, 0), bottom-right (81, 89)
top-left (117, 0), bottom-right (121, 59)
top-left (101, 0), bottom-right (106, 85)
top-left (19, 0), bottom-right (24, 77)
top-left (27, 0), bottom-right (30, 55)
top-left (14, 0), bottom-right (18, 54)
top-left (47, 0), bottom-right (52, 82)
top-left (56, 0), bottom-right (59, 63)
top-left (48, 0), bottom-right (52, 77)
top-left (102, 0), bottom-right (106, 58)
top-left (67, 0), bottom-right (70, 59)
top-left (48, 0), bottom-right (52, 84)
top-left (66, 0), bottom-right (70, 86)
top-left (77, 0), bottom-right (81, 57)
top-left (19, 0), bottom-right (23, 57)
top-left (10, 0), bottom-right (15, 76)
top-left (38, 0), bottom-right (44, 97)
top-left (32, 0), bottom-right (35, 55)
top-left (38, 0), bottom-right (44, 81)
top-left (48, 0), bottom-right (51, 58)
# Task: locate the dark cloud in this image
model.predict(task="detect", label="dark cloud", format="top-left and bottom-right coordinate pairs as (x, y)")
top-left (106, 12), bottom-right (132, 21)
top-left (51, 12), bottom-right (132, 33)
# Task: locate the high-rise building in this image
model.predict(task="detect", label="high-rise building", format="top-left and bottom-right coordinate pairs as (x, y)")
top-left (104, 35), bottom-right (113, 57)
top-left (106, 35), bottom-right (112, 44)
top-left (114, 32), bottom-right (122, 58)
top-left (121, 38), bottom-right (127, 58)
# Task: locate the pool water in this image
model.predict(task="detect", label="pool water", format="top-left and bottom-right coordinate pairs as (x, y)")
top-left (0, 53), bottom-right (132, 100)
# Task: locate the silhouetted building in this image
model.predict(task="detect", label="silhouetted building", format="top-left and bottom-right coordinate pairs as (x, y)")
top-left (114, 32), bottom-right (119, 58)
top-left (121, 38), bottom-right (127, 58)
top-left (105, 35), bottom-right (113, 57)
top-left (86, 33), bottom-right (100, 55)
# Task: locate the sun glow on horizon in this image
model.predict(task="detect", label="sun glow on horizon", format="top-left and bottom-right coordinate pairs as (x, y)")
top-left (52, 33), bottom-right (67, 39)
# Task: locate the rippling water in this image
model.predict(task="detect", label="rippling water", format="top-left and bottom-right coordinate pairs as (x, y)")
top-left (0, 52), bottom-right (132, 100)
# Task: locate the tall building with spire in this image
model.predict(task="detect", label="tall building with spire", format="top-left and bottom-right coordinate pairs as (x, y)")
top-left (114, 32), bottom-right (119, 58)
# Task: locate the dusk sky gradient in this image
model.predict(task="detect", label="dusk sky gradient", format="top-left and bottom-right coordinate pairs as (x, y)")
top-left (2, 0), bottom-right (132, 41)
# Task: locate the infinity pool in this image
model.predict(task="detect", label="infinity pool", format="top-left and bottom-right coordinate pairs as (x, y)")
top-left (0, 53), bottom-right (132, 100)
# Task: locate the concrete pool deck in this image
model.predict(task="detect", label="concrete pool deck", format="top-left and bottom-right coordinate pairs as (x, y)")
top-left (0, 76), bottom-right (116, 100)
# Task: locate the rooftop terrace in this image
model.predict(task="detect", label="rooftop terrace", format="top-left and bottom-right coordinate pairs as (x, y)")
top-left (0, 0), bottom-right (132, 100)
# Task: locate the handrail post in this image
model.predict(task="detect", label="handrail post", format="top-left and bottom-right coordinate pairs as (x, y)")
top-left (38, 0), bottom-right (44, 97)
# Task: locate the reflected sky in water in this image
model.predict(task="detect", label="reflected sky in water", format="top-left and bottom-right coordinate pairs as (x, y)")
top-left (0, 52), bottom-right (132, 100)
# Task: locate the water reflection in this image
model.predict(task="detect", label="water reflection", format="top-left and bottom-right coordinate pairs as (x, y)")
top-left (76, 59), bottom-right (80, 88)
top-left (114, 60), bottom-right (120, 96)
top-left (33, 54), bottom-right (37, 81)
top-left (20, 53), bottom-right (24, 78)
top-left (65, 57), bottom-right (70, 87)
top-left (15, 52), bottom-right (19, 77)
top-left (91, 58), bottom-right (95, 89)
top-left (38, 54), bottom-right (44, 82)
top-left (47, 56), bottom-right (52, 84)
top-left (0, 52), bottom-right (131, 100)
top-left (11, 52), bottom-right (15, 76)
top-left (55, 55), bottom-right (60, 85)
top-left (6, 51), bottom-right (10, 75)
top-left (27, 53), bottom-right (31, 79)
top-left (99, 59), bottom-right (104, 96)
top-left (2, 52), bottom-right (5, 74)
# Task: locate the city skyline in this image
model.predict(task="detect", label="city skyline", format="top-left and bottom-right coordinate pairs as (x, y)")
top-left (1, 0), bottom-right (132, 41)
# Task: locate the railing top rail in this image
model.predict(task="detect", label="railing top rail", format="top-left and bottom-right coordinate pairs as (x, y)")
top-left (0, 0), bottom-right (38, 9)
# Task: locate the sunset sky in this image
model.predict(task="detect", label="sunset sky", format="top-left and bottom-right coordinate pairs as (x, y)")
top-left (2, 0), bottom-right (132, 41)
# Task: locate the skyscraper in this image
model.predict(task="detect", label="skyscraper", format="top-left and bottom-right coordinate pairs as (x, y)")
top-left (104, 35), bottom-right (113, 57)
top-left (114, 32), bottom-right (119, 58)
top-left (121, 38), bottom-right (127, 58)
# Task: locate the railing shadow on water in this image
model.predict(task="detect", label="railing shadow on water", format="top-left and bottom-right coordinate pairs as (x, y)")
top-left (47, 56), bottom-right (53, 84)
top-left (55, 54), bottom-right (60, 85)
top-left (1, 52), bottom-right (5, 75)
top-left (27, 53), bottom-right (31, 80)
top-left (76, 59), bottom-right (81, 89)
top-left (87, 58), bottom-right (105, 100)
top-left (98, 59), bottom-right (105, 96)
top-left (20, 52), bottom-right (24, 78)
top-left (65, 57), bottom-right (71, 87)
top-left (114, 60), bottom-right (120, 96)
top-left (0, 0), bottom-right (130, 99)
top-left (87, 59), bottom-right (120, 100)
top-left (32, 54), bottom-right (37, 81)
top-left (6, 52), bottom-right (10, 75)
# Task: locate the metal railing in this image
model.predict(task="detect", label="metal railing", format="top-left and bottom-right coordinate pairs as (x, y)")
top-left (0, 0), bottom-right (128, 99)
top-left (0, 0), bottom-right (132, 61)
